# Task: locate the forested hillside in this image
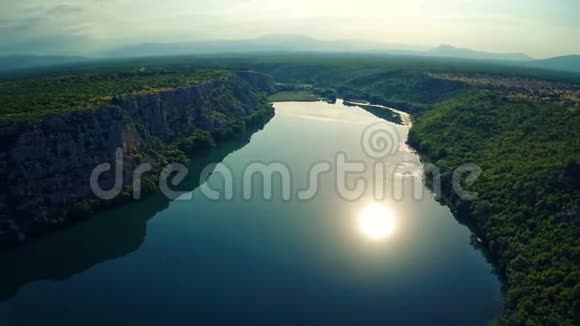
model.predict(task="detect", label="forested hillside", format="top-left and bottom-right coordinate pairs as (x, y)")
top-left (409, 93), bottom-right (580, 324)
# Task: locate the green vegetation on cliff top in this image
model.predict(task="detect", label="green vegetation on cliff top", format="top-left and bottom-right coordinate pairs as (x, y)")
top-left (0, 68), bottom-right (227, 122)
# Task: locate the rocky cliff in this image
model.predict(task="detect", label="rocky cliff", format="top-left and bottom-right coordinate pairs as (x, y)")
top-left (0, 71), bottom-right (275, 247)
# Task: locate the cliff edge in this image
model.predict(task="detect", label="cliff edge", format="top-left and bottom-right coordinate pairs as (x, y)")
top-left (0, 71), bottom-right (276, 247)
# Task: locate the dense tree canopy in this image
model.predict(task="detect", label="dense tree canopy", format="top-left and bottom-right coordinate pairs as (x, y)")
top-left (0, 67), bottom-right (226, 121)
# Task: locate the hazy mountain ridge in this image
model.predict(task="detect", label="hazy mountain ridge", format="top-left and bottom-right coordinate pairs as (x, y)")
top-left (105, 36), bottom-right (579, 73)
top-left (1, 35), bottom-right (579, 74)
top-left (102, 35), bottom-right (408, 57)
top-left (105, 36), bottom-right (537, 62)
top-left (429, 44), bottom-right (532, 61)
top-left (526, 55), bottom-right (580, 73)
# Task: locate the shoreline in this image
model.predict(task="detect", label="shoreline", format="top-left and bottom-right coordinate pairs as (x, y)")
top-left (343, 100), bottom-right (413, 127)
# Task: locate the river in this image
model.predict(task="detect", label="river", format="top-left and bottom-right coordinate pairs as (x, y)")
top-left (0, 100), bottom-right (501, 325)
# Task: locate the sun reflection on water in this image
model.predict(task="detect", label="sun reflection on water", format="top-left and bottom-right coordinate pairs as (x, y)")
top-left (356, 203), bottom-right (397, 240)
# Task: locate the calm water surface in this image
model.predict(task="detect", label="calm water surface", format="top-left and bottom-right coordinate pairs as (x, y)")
top-left (0, 100), bottom-right (501, 325)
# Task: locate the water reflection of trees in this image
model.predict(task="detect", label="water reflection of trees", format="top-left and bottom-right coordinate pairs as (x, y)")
top-left (0, 132), bottom-right (258, 301)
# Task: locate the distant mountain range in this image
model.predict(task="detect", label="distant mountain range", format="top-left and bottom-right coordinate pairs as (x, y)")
top-left (102, 36), bottom-right (579, 72)
top-left (103, 36), bottom-right (536, 62)
top-left (1, 35), bottom-right (579, 74)
top-left (525, 55), bottom-right (580, 73)
top-left (101, 35), bottom-right (414, 57)
top-left (429, 44), bottom-right (532, 61)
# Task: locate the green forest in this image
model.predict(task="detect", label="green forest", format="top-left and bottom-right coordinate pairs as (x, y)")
top-left (0, 67), bottom-right (226, 121)
top-left (409, 93), bottom-right (580, 324)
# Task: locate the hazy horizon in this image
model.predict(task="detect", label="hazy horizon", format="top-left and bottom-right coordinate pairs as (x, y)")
top-left (1, 0), bottom-right (579, 58)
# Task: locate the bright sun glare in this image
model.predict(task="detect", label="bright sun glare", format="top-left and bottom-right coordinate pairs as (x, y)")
top-left (357, 203), bottom-right (397, 240)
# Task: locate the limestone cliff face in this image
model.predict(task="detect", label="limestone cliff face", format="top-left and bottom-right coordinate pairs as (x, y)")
top-left (0, 71), bottom-right (275, 246)
top-left (113, 77), bottom-right (259, 140)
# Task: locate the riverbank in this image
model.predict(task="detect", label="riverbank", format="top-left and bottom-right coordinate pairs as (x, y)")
top-left (268, 90), bottom-right (320, 102)
top-left (343, 100), bottom-right (413, 127)
top-left (406, 92), bottom-right (579, 325)
top-left (0, 71), bottom-right (276, 249)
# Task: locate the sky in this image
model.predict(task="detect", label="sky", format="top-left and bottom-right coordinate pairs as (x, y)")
top-left (0, 0), bottom-right (579, 58)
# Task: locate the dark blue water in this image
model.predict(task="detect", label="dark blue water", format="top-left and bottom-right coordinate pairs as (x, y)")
top-left (0, 101), bottom-right (501, 325)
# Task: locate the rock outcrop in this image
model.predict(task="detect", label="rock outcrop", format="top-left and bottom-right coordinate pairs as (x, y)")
top-left (0, 71), bottom-right (275, 247)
